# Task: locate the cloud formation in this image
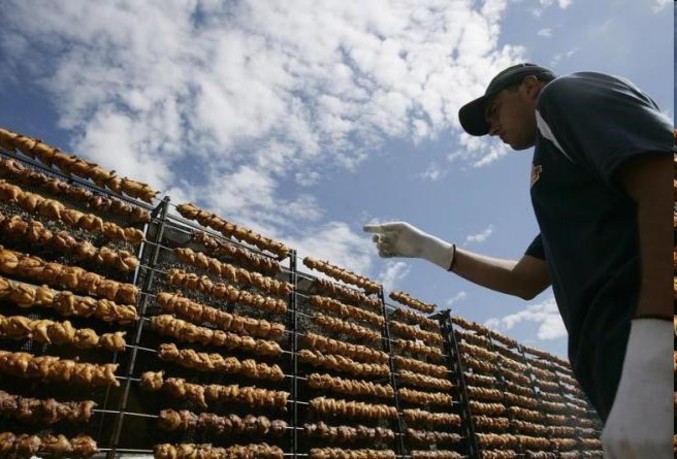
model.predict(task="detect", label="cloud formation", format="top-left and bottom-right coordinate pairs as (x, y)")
top-left (378, 261), bottom-right (411, 293)
top-left (464, 224), bottom-right (495, 245)
top-left (446, 291), bottom-right (468, 307)
top-left (1, 0), bottom-right (581, 284)
top-left (652, 0), bottom-right (670, 12)
top-left (484, 297), bottom-right (567, 341)
top-left (0, 1), bottom-right (523, 215)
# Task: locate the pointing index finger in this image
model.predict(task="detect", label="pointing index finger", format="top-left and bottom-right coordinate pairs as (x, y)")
top-left (363, 224), bottom-right (384, 234)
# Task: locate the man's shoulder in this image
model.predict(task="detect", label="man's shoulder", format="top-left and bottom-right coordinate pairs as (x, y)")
top-left (538, 71), bottom-right (641, 115)
top-left (542, 71), bottom-right (634, 100)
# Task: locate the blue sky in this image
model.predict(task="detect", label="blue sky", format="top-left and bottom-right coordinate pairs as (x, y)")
top-left (0, 0), bottom-right (672, 357)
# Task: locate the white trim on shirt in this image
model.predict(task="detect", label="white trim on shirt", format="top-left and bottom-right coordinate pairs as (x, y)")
top-left (535, 109), bottom-right (575, 163)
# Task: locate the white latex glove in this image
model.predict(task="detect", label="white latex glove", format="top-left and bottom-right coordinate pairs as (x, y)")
top-left (363, 221), bottom-right (455, 270)
top-left (601, 318), bottom-right (673, 459)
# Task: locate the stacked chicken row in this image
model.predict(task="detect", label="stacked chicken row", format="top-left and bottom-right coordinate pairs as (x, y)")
top-left (140, 209), bottom-right (297, 458)
top-left (154, 443), bottom-right (284, 459)
top-left (301, 257), bottom-right (399, 459)
top-left (140, 371), bottom-right (288, 410)
top-left (0, 432), bottom-right (98, 458)
top-left (0, 157), bottom-right (151, 223)
top-left (0, 132), bottom-right (151, 458)
top-left (157, 409), bottom-right (288, 436)
top-left (304, 257), bottom-right (381, 294)
top-left (0, 180), bottom-right (145, 244)
top-left (0, 127), bottom-right (158, 203)
top-left (176, 202), bottom-right (290, 259)
top-left (140, 232), bottom-right (292, 457)
top-left (450, 316), bottom-right (603, 457)
top-left (386, 292), bottom-right (463, 459)
top-left (0, 211), bottom-right (139, 272)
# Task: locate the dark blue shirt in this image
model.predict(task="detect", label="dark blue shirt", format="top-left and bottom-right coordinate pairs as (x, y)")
top-left (525, 72), bottom-right (673, 421)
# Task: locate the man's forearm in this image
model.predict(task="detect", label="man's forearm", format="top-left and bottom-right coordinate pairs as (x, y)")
top-left (450, 247), bottom-right (548, 300)
top-left (617, 154), bottom-right (672, 319)
top-left (632, 177), bottom-right (672, 318)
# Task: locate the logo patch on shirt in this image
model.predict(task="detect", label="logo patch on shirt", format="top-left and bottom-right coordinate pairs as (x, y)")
top-left (531, 164), bottom-right (543, 187)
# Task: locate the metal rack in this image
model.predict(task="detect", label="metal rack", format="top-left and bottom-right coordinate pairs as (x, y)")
top-left (379, 287), bottom-right (406, 457)
top-left (288, 250), bottom-right (300, 458)
top-left (0, 143), bottom-right (604, 459)
top-left (484, 331), bottom-right (526, 457)
top-left (521, 348), bottom-right (602, 451)
top-left (437, 310), bottom-right (479, 459)
top-left (442, 313), bottom-right (606, 459)
top-left (0, 146), bottom-right (154, 456)
top-left (107, 197), bottom-right (171, 457)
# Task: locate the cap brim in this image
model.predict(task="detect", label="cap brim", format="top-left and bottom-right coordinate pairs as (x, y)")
top-left (459, 94), bottom-right (490, 136)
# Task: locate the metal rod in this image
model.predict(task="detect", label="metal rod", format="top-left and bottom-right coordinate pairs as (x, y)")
top-left (289, 250), bottom-right (299, 457)
top-left (378, 287), bottom-right (406, 457)
top-left (489, 338), bottom-right (588, 452)
top-left (124, 343), bottom-right (156, 353)
top-left (288, 400), bottom-right (309, 406)
top-left (440, 309), bottom-right (480, 459)
top-left (114, 375), bottom-right (141, 382)
top-left (95, 349), bottom-right (119, 447)
top-left (108, 196), bottom-right (172, 458)
top-left (94, 409), bottom-right (159, 419)
top-left (132, 237), bottom-right (180, 253)
top-left (484, 329), bottom-right (524, 457)
top-left (135, 263), bottom-right (172, 276)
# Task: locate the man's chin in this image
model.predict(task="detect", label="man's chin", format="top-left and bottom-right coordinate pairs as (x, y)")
top-left (507, 140), bottom-right (536, 151)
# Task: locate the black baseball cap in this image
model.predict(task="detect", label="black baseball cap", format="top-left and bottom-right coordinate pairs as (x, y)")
top-left (458, 63), bottom-right (556, 136)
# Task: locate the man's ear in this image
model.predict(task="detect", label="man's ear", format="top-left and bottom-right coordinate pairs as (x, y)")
top-left (521, 75), bottom-right (543, 102)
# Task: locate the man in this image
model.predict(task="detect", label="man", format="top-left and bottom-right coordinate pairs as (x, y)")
top-left (364, 63), bottom-right (673, 458)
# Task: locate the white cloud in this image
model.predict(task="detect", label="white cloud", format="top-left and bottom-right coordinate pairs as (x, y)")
top-left (464, 224), bottom-right (495, 244)
top-left (418, 163), bottom-right (446, 181)
top-left (446, 291), bottom-right (468, 306)
top-left (285, 195), bottom-right (325, 222)
top-left (484, 297), bottom-right (567, 341)
top-left (652, 0), bottom-right (670, 12)
top-left (378, 261), bottom-right (410, 293)
top-left (450, 134), bottom-right (512, 168)
top-left (532, 0), bottom-right (573, 16)
top-left (76, 110), bottom-right (173, 188)
top-left (538, 28), bottom-right (552, 38)
top-left (550, 47), bottom-right (579, 67)
top-left (294, 170), bottom-right (321, 187)
top-left (0, 0), bottom-right (523, 176)
top-left (290, 221), bottom-right (374, 281)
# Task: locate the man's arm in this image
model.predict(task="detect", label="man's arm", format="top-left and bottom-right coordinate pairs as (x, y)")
top-left (364, 222), bottom-right (551, 300)
top-left (615, 153), bottom-right (672, 319)
top-left (602, 152), bottom-right (673, 458)
top-left (451, 248), bottom-right (550, 300)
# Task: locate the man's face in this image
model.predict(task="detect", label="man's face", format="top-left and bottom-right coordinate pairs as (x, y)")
top-left (484, 83), bottom-right (538, 150)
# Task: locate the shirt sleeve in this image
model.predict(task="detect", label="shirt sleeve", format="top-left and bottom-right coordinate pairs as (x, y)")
top-left (525, 234), bottom-right (545, 260)
top-left (537, 72), bottom-right (673, 187)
